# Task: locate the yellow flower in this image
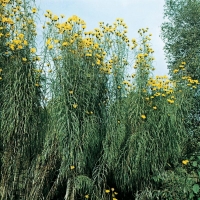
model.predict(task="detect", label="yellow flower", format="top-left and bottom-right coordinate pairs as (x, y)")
top-left (69, 90), bottom-right (73, 94)
top-left (32, 8), bottom-right (37, 13)
top-left (37, 69), bottom-right (42, 73)
top-left (132, 73), bottom-right (135, 78)
top-left (105, 189), bottom-right (110, 193)
top-left (0, 68), bottom-right (2, 72)
top-left (17, 45), bottom-right (23, 50)
top-left (22, 57), bottom-right (27, 62)
top-left (70, 165), bottom-right (75, 170)
top-left (52, 15), bottom-right (59, 21)
top-left (62, 42), bottom-right (68, 46)
top-left (182, 160), bottom-right (189, 165)
top-left (167, 99), bottom-right (174, 104)
top-left (24, 40), bottom-right (28, 46)
top-left (85, 194), bottom-right (89, 198)
top-left (113, 198), bottom-right (117, 200)
top-left (46, 10), bottom-right (52, 14)
top-left (82, 25), bottom-right (86, 29)
top-left (73, 103), bottom-right (78, 109)
top-left (30, 48), bottom-right (36, 53)
top-left (35, 83), bottom-right (39, 87)
top-left (9, 44), bottom-right (15, 51)
top-left (18, 33), bottom-right (24, 39)
top-left (111, 188), bottom-right (115, 191)
top-left (141, 115), bottom-right (146, 119)
top-left (46, 38), bottom-right (52, 45)
top-left (173, 69), bottom-right (179, 73)
top-left (96, 59), bottom-right (101, 65)
top-left (0, 77), bottom-right (2, 80)
top-left (54, 39), bottom-right (59, 44)
top-left (153, 106), bottom-right (157, 110)
top-left (48, 44), bottom-right (53, 50)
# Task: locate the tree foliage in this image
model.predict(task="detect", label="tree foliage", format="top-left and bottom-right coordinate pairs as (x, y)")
top-left (161, 0), bottom-right (200, 80)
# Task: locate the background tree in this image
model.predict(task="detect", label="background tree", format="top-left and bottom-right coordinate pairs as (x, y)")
top-left (161, 0), bottom-right (200, 80)
top-left (161, 0), bottom-right (200, 154)
top-left (159, 1), bottom-right (200, 199)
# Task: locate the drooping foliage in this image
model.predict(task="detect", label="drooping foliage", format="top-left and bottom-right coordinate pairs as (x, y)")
top-left (0, 0), bottom-right (199, 200)
top-left (0, 0), bottom-right (45, 199)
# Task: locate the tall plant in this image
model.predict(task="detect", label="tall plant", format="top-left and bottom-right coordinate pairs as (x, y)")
top-left (0, 1), bottom-right (45, 199)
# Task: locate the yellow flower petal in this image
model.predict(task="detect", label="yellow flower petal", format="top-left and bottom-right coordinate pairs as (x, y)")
top-left (182, 160), bottom-right (189, 165)
top-left (141, 115), bottom-right (146, 119)
top-left (73, 103), bottom-right (78, 109)
top-left (70, 165), bottom-right (75, 170)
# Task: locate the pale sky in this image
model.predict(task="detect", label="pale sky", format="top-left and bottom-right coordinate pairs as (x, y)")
top-left (35, 0), bottom-right (168, 75)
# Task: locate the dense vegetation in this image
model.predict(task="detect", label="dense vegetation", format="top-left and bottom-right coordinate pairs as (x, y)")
top-left (0, 0), bottom-right (200, 199)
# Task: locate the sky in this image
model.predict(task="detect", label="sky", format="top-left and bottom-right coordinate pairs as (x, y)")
top-left (35, 0), bottom-right (168, 76)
